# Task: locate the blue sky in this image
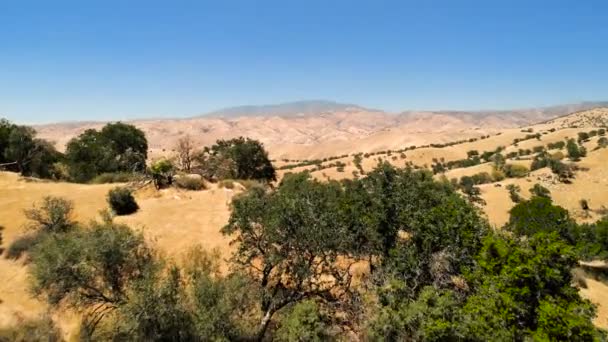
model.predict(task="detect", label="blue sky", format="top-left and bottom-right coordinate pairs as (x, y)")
top-left (1, 0), bottom-right (607, 123)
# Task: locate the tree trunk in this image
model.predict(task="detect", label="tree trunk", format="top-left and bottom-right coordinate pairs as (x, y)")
top-left (254, 309), bottom-right (274, 341)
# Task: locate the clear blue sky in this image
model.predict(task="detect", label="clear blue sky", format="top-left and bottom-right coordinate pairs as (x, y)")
top-left (1, 0), bottom-right (607, 123)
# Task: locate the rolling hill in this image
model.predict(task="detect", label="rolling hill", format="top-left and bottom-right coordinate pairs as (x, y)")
top-left (32, 101), bottom-right (608, 160)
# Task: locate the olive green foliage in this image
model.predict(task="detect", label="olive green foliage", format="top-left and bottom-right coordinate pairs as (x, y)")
top-left (21, 161), bottom-right (606, 340)
top-left (507, 197), bottom-right (575, 240)
top-left (222, 163), bottom-right (489, 339)
top-left (506, 184), bottom-right (522, 203)
top-left (25, 196), bottom-right (75, 233)
top-left (459, 176), bottom-right (485, 204)
top-left (275, 301), bottom-right (330, 342)
top-left (502, 163), bottom-right (529, 178)
top-left (30, 219), bottom-right (256, 340)
top-left (369, 211), bottom-right (604, 341)
top-left (0, 119), bottom-right (63, 179)
top-left (107, 187), bottom-right (139, 215)
top-left (149, 158), bottom-right (175, 189)
top-left (102, 256), bottom-right (258, 341)
top-left (196, 137), bottom-right (276, 182)
top-left (530, 183), bottom-right (551, 199)
top-left (29, 216), bottom-right (154, 336)
top-left (6, 196), bottom-right (75, 259)
top-left (597, 137), bottom-right (608, 149)
top-left (575, 218), bottom-right (608, 259)
top-left (65, 122), bottom-right (147, 182)
top-left (567, 138), bottom-right (587, 161)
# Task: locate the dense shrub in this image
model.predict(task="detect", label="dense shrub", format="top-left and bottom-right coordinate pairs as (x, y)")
top-left (547, 141), bottom-right (565, 150)
top-left (0, 119), bottom-right (63, 179)
top-left (503, 164), bottom-right (529, 178)
top-left (65, 122), bottom-right (147, 182)
top-left (275, 301), bottom-right (330, 341)
top-left (196, 137), bottom-right (276, 182)
top-left (567, 139), bottom-right (586, 161)
top-left (506, 184), bottom-right (522, 203)
top-left (108, 187), bottom-right (139, 215)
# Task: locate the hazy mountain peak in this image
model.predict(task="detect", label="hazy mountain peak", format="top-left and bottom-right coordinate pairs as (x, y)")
top-left (202, 100), bottom-right (369, 118)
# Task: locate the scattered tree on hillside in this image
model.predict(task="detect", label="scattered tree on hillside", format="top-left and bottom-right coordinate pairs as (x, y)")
top-left (566, 138), bottom-right (587, 161)
top-left (0, 122), bottom-right (62, 178)
top-left (507, 197), bottom-right (575, 241)
top-left (65, 122), bottom-right (148, 182)
top-left (530, 183), bottom-right (551, 199)
top-left (549, 159), bottom-right (575, 183)
top-left (506, 184), bottom-right (522, 203)
top-left (196, 137), bottom-right (276, 182)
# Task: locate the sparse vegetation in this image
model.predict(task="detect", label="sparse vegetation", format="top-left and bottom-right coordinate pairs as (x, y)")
top-left (91, 171), bottom-right (141, 184)
top-left (530, 183), bottom-right (551, 199)
top-left (506, 184), bottom-right (522, 203)
top-left (174, 175), bottom-right (205, 190)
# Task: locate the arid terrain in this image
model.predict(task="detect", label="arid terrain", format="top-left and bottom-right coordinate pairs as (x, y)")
top-left (34, 101), bottom-right (608, 159)
top-left (3, 104), bottom-right (608, 337)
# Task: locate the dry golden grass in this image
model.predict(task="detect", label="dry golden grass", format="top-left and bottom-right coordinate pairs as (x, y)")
top-left (0, 172), bottom-right (234, 336)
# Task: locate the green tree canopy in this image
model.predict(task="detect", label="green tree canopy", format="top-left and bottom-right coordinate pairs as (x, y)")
top-left (65, 123), bottom-right (147, 182)
top-left (197, 137), bottom-right (276, 182)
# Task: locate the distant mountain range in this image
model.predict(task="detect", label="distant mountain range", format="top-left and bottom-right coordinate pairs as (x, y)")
top-left (33, 100), bottom-right (608, 159)
top-left (201, 99), bottom-right (608, 120)
top-left (202, 100), bottom-right (368, 118)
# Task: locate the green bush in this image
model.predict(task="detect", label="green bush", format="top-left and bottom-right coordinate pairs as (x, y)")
top-left (506, 184), bottom-right (522, 203)
top-left (503, 164), bottom-right (529, 178)
top-left (175, 176), bottom-right (205, 191)
top-left (530, 184), bottom-right (551, 199)
top-left (25, 196), bottom-right (76, 233)
top-left (107, 187), bottom-right (139, 215)
top-left (567, 139), bottom-right (586, 161)
top-left (275, 301), bottom-right (330, 342)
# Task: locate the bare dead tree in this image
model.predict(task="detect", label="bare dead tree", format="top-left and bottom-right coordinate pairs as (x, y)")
top-left (175, 135), bottom-right (195, 172)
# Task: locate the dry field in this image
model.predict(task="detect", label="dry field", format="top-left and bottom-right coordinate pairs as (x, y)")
top-left (0, 172), bottom-right (236, 339)
top-left (2, 107), bottom-right (608, 336)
